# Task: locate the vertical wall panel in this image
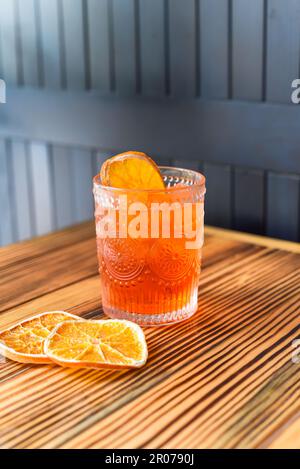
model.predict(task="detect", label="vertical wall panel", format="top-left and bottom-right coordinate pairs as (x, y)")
top-left (169, 0), bottom-right (196, 97)
top-left (266, 0), bottom-right (300, 103)
top-left (139, 0), bottom-right (165, 96)
top-left (0, 31), bottom-right (2, 79)
top-left (87, 0), bottom-right (110, 92)
top-left (18, 0), bottom-right (40, 87)
top-left (52, 145), bottom-right (73, 229)
top-left (203, 163), bottom-right (232, 228)
top-left (62, 0), bottom-right (86, 90)
top-left (0, 1), bottom-right (299, 247)
top-left (0, 0), bottom-right (18, 85)
top-left (72, 148), bottom-right (94, 222)
top-left (112, 0), bottom-right (136, 95)
top-left (39, 0), bottom-right (61, 89)
top-left (0, 139), bottom-right (14, 245)
top-left (11, 140), bottom-right (33, 240)
top-left (154, 154), bottom-right (172, 166)
top-left (232, 0), bottom-right (264, 101)
top-left (267, 173), bottom-right (299, 241)
top-left (93, 150), bottom-right (111, 176)
top-left (173, 159), bottom-right (201, 171)
top-left (29, 142), bottom-right (53, 235)
top-left (200, 0), bottom-right (228, 99)
top-left (234, 168), bottom-right (265, 234)
top-left (0, 0), bottom-right (298, 104)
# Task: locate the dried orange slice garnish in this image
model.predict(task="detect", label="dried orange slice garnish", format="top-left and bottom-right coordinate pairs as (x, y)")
top-left (100, 151), bottom-right (165, 190)
top-left (44, 319), bottom-right (148, 369)
top-left (0, 311), bottom-right (79, 364)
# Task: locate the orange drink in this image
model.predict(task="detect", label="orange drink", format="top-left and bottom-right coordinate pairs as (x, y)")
top-left (93, 161), bottom-right (206, 326)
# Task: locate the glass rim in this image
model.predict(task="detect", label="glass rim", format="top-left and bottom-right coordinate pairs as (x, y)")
top-left (93, 165), bottom-right (206, 194)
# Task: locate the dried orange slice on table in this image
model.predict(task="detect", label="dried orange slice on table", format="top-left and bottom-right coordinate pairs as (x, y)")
top-left (0, 311), bottom-right (79, 364)
top-left (100, 151), bottom-right (165, 190)
top-left (44, 319), bottom-right (148, 369)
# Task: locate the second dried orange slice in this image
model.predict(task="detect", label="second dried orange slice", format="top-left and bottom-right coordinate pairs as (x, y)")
top-left (100, 151), bottom-right (165, 190)
top-left (0, 311), bottom-right (79, 364)
top-left (44, 319), bottom-right (148, 369)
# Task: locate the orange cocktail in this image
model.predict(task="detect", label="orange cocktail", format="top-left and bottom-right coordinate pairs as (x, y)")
top-left (93, 157), bottom-right (206, 326)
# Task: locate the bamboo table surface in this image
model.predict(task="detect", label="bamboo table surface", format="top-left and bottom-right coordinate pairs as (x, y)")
top-left (0, 221), bottom-right (299, 449)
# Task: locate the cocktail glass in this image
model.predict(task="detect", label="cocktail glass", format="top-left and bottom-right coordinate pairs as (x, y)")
top-left (93, 167), bottom-right (206, 326)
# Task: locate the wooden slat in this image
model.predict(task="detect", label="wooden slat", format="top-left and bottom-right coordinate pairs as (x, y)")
top-left (267, 414), bottom-right (300, 448)
top-left (203, 163), bottom-right (232, 229)
top-left (205, 225), bottom-right (300, 254)
top-left (0, 221), bottom-right (94, 269)
top-left (0, 276), bottom-right (101, 331)
top-left (51, 144), bottom-right (73, 229)
top-left (168, 0), bottom-right (196, 97)
top-left (112, 0), bottom-right (136, 95)
top-left (68, 336), bottom-right (298, 449)
top-left (39, 0), bottom-right (61, 89)
top-left (0, 139), bottom-right (14, 245)
top-left (0, 223), bottom-right (299, 448)
top-left (266, 0), bottom-right (300, 103)
top-left (29, 142), bottom-right (53, 235)
top-left (200, 0), bottom-right (228, 98)
top-left (139, 0), bottom-right (165, 96)
top-left (71, 148), bottom-right (94, 223)
top-left (87, 0), bottom-right (110, 92)
top-left (17, 0), bottom-right (40, 87)
top-left (232, 0), bottom-right (264, 101)
top-left (0, 0), bottom-right (18, 85)
top-left (0, 237), bottom-right (98, 313)
top-left (11, 139), bottom-right (32, 241)
top-left (234, 168), bottom-right (265, 234)
top-left (266, 172), bottom-right (300, 242)
top-left (62, 0), bottom-right (85, 90)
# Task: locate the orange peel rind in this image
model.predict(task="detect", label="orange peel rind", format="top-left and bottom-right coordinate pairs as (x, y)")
top-left (100, 151), bottom-right (165, 190)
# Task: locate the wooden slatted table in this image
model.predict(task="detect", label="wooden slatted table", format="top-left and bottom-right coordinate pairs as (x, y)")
top-left (0, 222), bottom-right (299, 449)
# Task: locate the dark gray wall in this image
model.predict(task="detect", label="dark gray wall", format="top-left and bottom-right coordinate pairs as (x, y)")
top-left (1, 0), bottom-right (300, 102)
top-left (0, 0), bottom-right (300, 246)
